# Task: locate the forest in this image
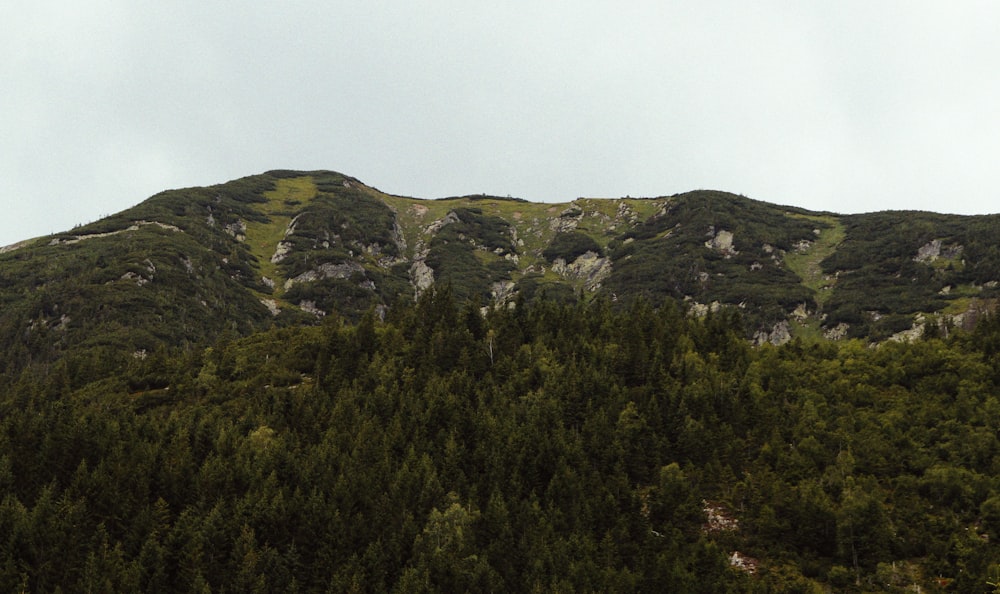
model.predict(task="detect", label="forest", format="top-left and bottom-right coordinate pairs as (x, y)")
top-left (1, 290), bottom-right (1000, 592)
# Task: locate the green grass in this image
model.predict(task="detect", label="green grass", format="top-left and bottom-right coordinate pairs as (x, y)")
top-left (244, 176), bottom-right (319, 298)
top-left (940, 285), bottom-right (988, 315)
top-left (378, 191), bottom-right (672, 273)
top-left (929, 256), bottom-right (965, 271)
top-left (789, 318), bottom-right (827, 343)
top-left (783, 214), bottom-right (845, 307)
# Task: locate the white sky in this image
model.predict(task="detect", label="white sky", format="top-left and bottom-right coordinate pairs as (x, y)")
top-left (3, 1), bottom-right (1000, 247)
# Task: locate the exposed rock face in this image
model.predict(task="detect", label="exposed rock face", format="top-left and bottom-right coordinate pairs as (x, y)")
top-left (793, 239), bottom-right (812, 253)
top-left (703, 500), bottom-right (739, 533)
top-left (120, 272), bottom-right (150, 287)
top-left (260, 299), bottom-right (281, 317)
top-left (704, 228), bottom-right (737, 257)
top-left (391, 221), bottom-right (407, 255)
top-left (824, 323), bottom-right (850, 340)
top-left (888, 301), bottom-right (998, 341)
top-left (409, 260), bottom-right (435, 297)
top-left (491, 281), bottom-right (516, 304)
top-left (915, 239), bottom-right (963, 263)
top-left (0, 240), bottom-right (30, 254)
top-left (729, 551), bottom-right (759, 575)
top-left (118, 259), bottom-right (157, 286)
top-left (915, 240), bottom-right (942, 262)
top-left (753, 321), bottom-right (791, 346)
top-left (551, 251), bottom-right (612, 291)
top-left (284, 261), bottom-right (365, 290)
top-left (550, 206), bottom-right (583, 233)
top-left (49, 221), bottom-right (182, 245)
top-left (889, 318), bottom-right (927, 342)
top-left (616, 202), bottom-right (637, 223)
top-left (299, 300), bottom-right (326, 317)
top-left (271, 242), bottom-right (292, 264)
top-left (224, 220), bottom-right (247, 242)
top-left (792, 303), bottom-right (810, 320)
top-left (424, 211), bottom-right (460, 235)
top-left (687, 300), bottom-right (723, 317)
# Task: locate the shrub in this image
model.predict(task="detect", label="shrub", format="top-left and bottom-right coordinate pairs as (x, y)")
top-left (542, 231), bottom-right (601, 263)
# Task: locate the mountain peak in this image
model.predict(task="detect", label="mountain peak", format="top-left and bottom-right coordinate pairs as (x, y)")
top-left (1, 170), bottom-right (998, 377)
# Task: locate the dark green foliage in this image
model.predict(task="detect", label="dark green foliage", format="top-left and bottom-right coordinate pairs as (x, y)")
top-left (7, 169), bottom-right (1000, 370)
top-left (821, 211), bottom-right (1000, 336)
top-left (438, 193), bottom-right (529, 203)
top-left (0, 170), bottom-right (410, 384)
top-left (8, 171), bottom-right (1000, 589)
top-left (277, 179), bottom-right (401, 281)
top-left (446, 207), bottom-right (516, 253)
top-left (424, 208), bottom-right (517, 302)
top-left (516, 274), bottom-right (579, 303)
top-left (602, 191), bottom-right (818, 332)
top-left (0, 295), bottom-right (998, 591)
top-left (542, 230), bottom-right (602, 262)
top-left (0, 230), bottom-right (272, 389)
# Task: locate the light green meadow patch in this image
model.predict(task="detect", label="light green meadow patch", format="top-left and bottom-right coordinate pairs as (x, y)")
top-left (789, 318), bottom-right (827, 343)
top-left (244, 176), bottom-right (319, 299)
top-left (783, 214), bottom-right (845, 307)
top-left (928, 255), bottom-right (965, 271)
top-left (940, 285), bottom-right (988, 315)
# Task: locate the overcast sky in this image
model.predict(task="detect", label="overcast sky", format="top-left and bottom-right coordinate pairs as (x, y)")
top-left (3, 1), bottom-right (999, 247)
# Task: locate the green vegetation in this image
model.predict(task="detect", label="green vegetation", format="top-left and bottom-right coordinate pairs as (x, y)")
top-left (783, 214), bottom-right (844, 306)
top-left (819, 211), bottom-right (1000, 338)
top-left (6, 170), bottom-right (1000, 352)
top-left (243, 176), bottom-right (319, 296)
top-left (602, 191), bottom-right (820, 331)
top-left (1, 294), bottom-right (1000, 591)
top-left (424, 208), bottom-right (517, 302)
top-left (514, 273), bottom-right (579, 303)
top-left (7, 171), bottom-right (1000, 590)
top-left (542, 230), bottom-right (602, 262)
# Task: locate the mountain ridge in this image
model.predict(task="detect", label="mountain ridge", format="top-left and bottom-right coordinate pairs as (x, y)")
top-left (2, 169), bottom-right (998, 380)
top-left (4, 170), bottom-right (1000, 590)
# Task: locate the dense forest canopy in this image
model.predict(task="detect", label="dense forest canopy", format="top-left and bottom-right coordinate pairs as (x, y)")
top-left (1, 291), bottom-right (1000, 592)
top-left (6, 172), bottom-right (1000, 592)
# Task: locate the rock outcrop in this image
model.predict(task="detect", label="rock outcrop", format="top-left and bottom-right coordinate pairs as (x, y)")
top-left (551, 251), bottom-right (612, 292)
top-left (914, 239), bottom-right (963, 263)
top-left (284, 261), bottom-right (365, 290)
top-left (704, 228), bottom-right (737, 257)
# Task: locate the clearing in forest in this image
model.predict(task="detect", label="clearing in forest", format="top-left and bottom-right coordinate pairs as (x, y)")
top-left (245, 176), bottom-right (319, 297)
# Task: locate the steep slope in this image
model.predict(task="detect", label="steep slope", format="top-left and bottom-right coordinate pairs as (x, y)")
top-left (598, 191), bottom-right (823, 339)
top-left (819, 211), bottom-right (1000, 339)
top-left (0, 175), bottom-right (278, 381)
top-left (3, 169), bottom-right (1000, 387)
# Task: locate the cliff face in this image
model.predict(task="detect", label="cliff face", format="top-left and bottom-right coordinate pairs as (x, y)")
top-left (1, 170), bottom-right (999, 372)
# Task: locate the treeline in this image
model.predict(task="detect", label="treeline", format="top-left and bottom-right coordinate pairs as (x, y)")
top-left (1, 292), bottom-right (1000, 591)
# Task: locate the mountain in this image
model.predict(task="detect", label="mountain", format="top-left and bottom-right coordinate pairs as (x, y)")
top-left (2, 169), bottom-right (998, 376)
top-left (3, 170), bottom-right (1000, 591)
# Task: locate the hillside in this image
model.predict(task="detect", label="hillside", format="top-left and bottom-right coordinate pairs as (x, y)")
top-left (3, 170), bottom-right (1000, 591)
top-left (2, 292), bottom-right (1000, 591)
top-left (2, 169), bottom-right (999, 383)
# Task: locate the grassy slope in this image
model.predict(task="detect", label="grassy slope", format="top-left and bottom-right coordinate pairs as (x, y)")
top-left (378, 192), bottom-right (572, 268)
top-left (378, 190), bottom-right (670, 291)
top-left (783, 214), bottom-right (845, 304)
top-left (243, 176), bottom-right (319, 299)
top-left (783, 214), bottom-right (845, 340)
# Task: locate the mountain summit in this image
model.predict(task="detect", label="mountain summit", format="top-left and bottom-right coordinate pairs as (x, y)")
top-left (2, 169), bottom-right (998, 374)
top-left (3, 170), bottom-right (1000, 591)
